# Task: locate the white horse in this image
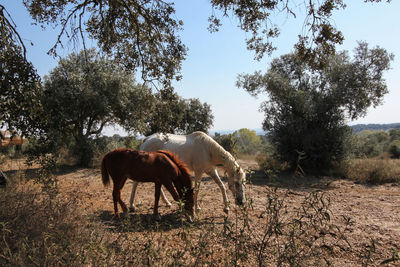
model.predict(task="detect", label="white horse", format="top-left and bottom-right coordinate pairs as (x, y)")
top-left (129, 131), bottom-right (246, 214)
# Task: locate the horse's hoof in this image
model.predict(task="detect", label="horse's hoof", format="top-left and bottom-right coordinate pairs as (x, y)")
top-left (223, 207), bottom-right (230, 215)
top-left (195, 207), bottom-right (201, 213)
top-left (129, 207), bottom-right (136, 212)
top-left (166, 203), bottom-right (172, 208)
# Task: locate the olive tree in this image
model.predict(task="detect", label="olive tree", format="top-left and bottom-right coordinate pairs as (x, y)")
top-left (0, 5), bottom-right (42, 135)
top-left (39, 49), bottom-right (154, 166)
top-left (144, 89), bottom-right (214, 136)
top-left (38, 49), bottom-right (214, 166)
top-left (237, 42), bottom-right (394, 170)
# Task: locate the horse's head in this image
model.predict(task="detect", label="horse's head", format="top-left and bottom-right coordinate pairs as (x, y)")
top-left (228, 164), bottom-right (246, 206)
top-left (174, 178), bottom-right (195, 221)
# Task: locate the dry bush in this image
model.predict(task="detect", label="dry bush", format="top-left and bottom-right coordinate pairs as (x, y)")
top-left (256, 154), bottom-right (289, 179)
top-left (1, 177), bottom-right (398, 266)
top-left (341, 158), bottom-right (400, 184)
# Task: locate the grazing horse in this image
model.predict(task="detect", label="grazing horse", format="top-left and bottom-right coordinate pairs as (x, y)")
top-left (101, 148), bottom-right (194, 220)
top-left (129, 131), bottom-right (246, 214)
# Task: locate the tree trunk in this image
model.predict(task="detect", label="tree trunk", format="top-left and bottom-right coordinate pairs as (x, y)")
top-left (74, 134), bottom-right (94, 167)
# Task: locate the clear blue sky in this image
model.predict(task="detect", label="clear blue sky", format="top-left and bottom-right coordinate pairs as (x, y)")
top-left (3, 1), bottom-right (400, 135)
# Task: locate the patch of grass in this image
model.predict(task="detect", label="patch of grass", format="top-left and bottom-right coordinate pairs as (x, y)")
top-left (341, 158), bottom-right (400, 184)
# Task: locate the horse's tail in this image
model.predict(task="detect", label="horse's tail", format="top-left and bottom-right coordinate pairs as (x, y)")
top-left (157, 150), bottom-right (191, 184)
top-left (101, 154), bottom-right (110, 187)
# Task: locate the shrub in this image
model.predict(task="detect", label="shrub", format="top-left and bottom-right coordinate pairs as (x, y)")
top-left (255, 154), bottom-right (287, 177)
top-left (341, 158), bottom-right (400, 184)
top-left (214, 133), bottom-right (237, 155)
top-left (388, 140), bottom-right (400, 159)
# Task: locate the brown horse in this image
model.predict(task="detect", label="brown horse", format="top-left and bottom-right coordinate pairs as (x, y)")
top-left (101, 148), bottom-right (194, 220)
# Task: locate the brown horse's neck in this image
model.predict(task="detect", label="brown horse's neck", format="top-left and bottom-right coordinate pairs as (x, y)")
top-left (156, 150), bottom-right (192, 190)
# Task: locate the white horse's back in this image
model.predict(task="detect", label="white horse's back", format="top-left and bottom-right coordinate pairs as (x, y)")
top-left (140, 132), bottom-right (211, 172)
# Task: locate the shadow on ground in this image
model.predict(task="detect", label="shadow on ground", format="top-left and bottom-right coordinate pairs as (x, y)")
top-left (247, 170), bottom-right (339, 192)
top-left (91, 209), bottom-right (199, 233)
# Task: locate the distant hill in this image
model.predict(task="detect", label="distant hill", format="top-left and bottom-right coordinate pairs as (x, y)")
top-left (350, 123), bottom-right (400, 133)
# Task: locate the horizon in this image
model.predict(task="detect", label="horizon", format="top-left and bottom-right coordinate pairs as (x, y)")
top-left (3, 1), bottom-right (400, 135)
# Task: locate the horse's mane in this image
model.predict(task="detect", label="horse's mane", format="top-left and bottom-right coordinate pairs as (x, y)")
top-left (190, 132), bottom-right (242, 177)
top-left (156, 150), bottom-right (192, 186)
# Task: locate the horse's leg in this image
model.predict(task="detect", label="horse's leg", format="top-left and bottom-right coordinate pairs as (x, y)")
top-left (115, 178), bottom-right (128, 216)
top-left (160, 187), bottom-right (172, 207)
top-left (154, 182), bottom-right (162, 219)
top-left (193, 171), bottom-right (203, 213)
top-left (129, 181), bottom-right (139, 212)
top-left (130, 182), bottom-right (171, 211)
top-left (112, 183), bottom-right (121, 218)
top-left (161, 179), bottom-right (180, 202)
top-left (207, 168), bottom-right (230, 214)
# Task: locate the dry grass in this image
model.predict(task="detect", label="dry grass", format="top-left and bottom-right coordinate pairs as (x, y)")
top-left (342, 158), bottom-right (400, 184)
top-left (1, 157), bottom-right (399, 266)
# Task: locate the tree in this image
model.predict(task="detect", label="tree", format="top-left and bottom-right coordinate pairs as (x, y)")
top-left (389, 129), bottom-right (400, 141)
top-left (40, 49), bottom-right (154, 166)
top-left (0, 5), bottom-right (42, 135)
top-left (35, 49), bottom-right (213, 166)
top-left (356, 130), bottom-right (390, 158)
top-left (181, 98), bottom-right (214, 134)
top-left (237, 42), bottom-right (394, 170)
top-left (20, 0), bottom-right (187, 86)
top-left (388, 140), bottom-right (400, 159)
top-left (144, 90), bottom-right (214, 136)
top-left (232, 128), bottom-right (262, 155)
top-left (214, 133), bottom-right (237, 155)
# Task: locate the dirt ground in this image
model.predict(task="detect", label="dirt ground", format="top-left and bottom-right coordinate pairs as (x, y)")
top-left (2, 157), bottom-right (400, 266)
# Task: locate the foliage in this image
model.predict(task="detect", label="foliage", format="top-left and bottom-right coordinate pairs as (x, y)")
top-left (38, 49), bottom-right (153, 166)
top-left (144, 90), bottom-right (214, 135)
top-left (232, 128), bottom-right (262, 155)
top-left (2, 1), bottom-right (393, 93)
top-left (209, 0), bottom-right (390, 69)
top-left (388, 140), bottom-right (400, 159)
top-left (237, 42), bottom-right (394, 171)
top-left (255, 153), bottom-right (287, 178)
top-left (354, 130), bottom-right (390, 158)
top-left (214, 133), bottom-right (237, 155)
top-left (209, 0), bottom-right (346, 66)
top-left (389, 129), bottom-right (400, 141)
top-left (349, 129), bottom-right (400, 159)
top-left (90, 135), bottom-right (141, 167)
top-left (0, 5), bottom-right (42, 135)
top-left (32, 49), bottom-right (213, 166)
top-left (22, 0), bottom-right (187, 86)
